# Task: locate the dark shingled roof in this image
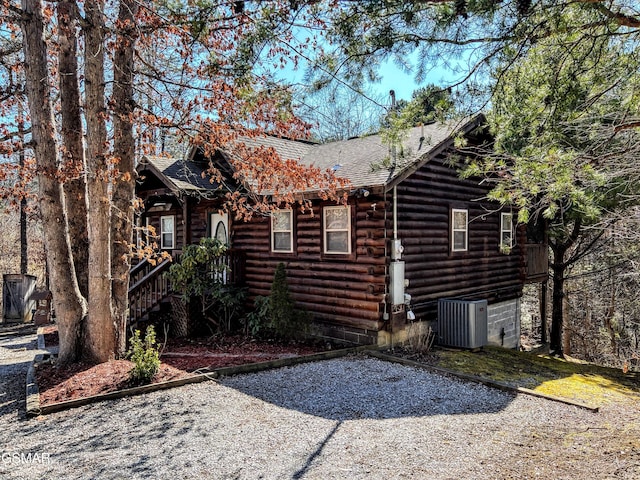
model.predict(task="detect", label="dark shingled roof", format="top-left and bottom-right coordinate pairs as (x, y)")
top-left (141, 115), bottom-right (482, 194)
top-left (139, 155), bottom-right (221, 193)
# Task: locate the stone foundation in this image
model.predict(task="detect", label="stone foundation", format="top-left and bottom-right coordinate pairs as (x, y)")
top-left (487, 298), bottom-right (521, 349)
top-left (310, 322), bottom-right (378, 346)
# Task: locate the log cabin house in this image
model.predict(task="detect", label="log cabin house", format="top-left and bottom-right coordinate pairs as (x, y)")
top-left (132, 114), bottom-right (548, 348)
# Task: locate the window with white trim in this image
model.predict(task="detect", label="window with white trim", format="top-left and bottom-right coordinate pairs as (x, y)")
top-left (451, 208), bottom-right (468, 252)
top-left (501, 212), bottom-right (514, 250)
top-left (271, 209), bottom-right (293, 253)
top-left (160, 215), bottom-right (175, 249)
top-left (324, 205), bottom-right (351, 254)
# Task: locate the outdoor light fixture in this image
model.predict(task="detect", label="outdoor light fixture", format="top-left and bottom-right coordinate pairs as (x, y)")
top-left (352, 188), bottom-right (370, 198)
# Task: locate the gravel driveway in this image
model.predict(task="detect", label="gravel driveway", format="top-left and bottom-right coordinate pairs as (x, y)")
top-left (1, 326), bottom-right (639, 479)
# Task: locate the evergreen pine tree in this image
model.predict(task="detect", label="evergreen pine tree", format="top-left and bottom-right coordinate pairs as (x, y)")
top-left (269, 263), bottom-right (308, 339)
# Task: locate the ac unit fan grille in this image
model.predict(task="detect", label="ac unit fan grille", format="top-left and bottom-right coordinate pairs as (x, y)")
top-left (437, 299), bottom-right (488, 349)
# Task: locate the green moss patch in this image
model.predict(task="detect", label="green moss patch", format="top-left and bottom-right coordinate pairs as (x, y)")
top-left (433, 346), bottom-right (640, 407)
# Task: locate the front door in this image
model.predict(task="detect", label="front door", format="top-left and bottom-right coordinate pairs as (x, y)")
top-left (210, 212), bottom-right (230, 284)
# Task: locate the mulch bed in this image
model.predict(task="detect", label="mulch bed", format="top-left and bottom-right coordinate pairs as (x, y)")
top-left (35, 326), bottom-right (330, 407)
top-left (35, 360), bottom-right (190, 406)
top-left (41, 325), bottom-right (58, 348)
top-left (160, 335), bottom-right (327, 370)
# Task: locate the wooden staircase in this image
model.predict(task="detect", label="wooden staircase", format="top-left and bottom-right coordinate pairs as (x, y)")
top-left (128, 257), bottom-right (174, 326)
top-left (127, 249), bottom-right (246, 327)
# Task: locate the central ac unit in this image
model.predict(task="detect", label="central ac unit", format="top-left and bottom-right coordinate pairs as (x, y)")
top-left (437, 299), bottom-right (488, 349)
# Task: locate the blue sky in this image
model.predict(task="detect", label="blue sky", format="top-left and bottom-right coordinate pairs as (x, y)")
top-left (275, 54), bottom-right (458, 110)
top-left (372, 58), bottom-right (456, 102)
top-left (371, 59), bottom-right (420, 102)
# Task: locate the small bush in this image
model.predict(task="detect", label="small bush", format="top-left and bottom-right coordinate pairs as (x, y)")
top-left (246, 295), bottom-right (270, 337)
top-left (405, 322), bottom-right (436, 355)
top-left (268, 263), bottom-right (309, 340)
top-left (128, 326), bottom-right (161, 385)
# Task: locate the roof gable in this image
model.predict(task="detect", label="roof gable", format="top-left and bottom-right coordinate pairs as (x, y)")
top-left (299, 118), bottom-right (477, 190)
top-left (138, 115), bottom-right (485, 196)
top-left (138, 155), bottom-right (222, 195)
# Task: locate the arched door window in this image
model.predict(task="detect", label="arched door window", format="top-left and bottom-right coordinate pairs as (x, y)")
top-left (214, 220), bottom-right (227, 244)
top-left (210, 213), bottom-right (229, 246)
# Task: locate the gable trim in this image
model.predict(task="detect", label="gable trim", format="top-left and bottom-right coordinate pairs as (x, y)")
top-left (383, 114), bottom-right (486, 193)
top-left (137, 156), bottom-right (182, 196)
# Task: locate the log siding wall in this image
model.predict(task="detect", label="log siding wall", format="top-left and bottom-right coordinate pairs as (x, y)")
top-left (396, 151), bottom-right (524, 323)
top-left (232, 200), bottom-right (388, 334)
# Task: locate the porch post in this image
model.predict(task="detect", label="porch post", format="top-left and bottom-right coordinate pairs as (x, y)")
top-left (182, 195), bottom-right (189, 247)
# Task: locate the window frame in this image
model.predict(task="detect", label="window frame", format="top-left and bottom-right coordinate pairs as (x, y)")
top-left (323, 205), bottom-right (352, 255)
top-left (500, 212), bottom-right (514, 251)
top-left (451, 208), bottom-right (468, 252)
top-left (160, 215), bottom-right (175, 250)
top-left (271, 209), bottom-right (294, 253)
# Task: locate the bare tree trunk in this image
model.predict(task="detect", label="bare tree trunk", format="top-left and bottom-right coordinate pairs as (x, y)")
top-left (58, 0), bottom-right (89, 299)
top-left (18, 113), bottom-right (27, 275)
top-left (21, 0), bottom-right (87, 364)
top-left (84, 0), bottom-right (115, 363)
top-left (549, 220), bottom-right (582, 357)
top-left (111, 0), bottom-right (139, 357)
top-left (603, 285), bottom-right (618, 356)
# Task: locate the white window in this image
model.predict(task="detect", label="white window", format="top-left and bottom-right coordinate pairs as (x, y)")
top-left (451, 208), bottom-right (468, 252)
top-left (501, 212), bottom-right (514, 250)
top-left (271, 209), bottom-right (293, 253)
top-left (160, 215), bottom-right (175, 249)
top-left (324, 205), bottom-right (351, 254)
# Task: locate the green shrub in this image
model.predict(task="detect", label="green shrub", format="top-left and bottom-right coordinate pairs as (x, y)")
top-left (246, 295), bottom-right (270, 337)
top-left (268, 263), bottom-right (309, 340)
top-left (166, 237), bottom-right (246, 333)
top-left (128, 326), bottom-right (161, 385)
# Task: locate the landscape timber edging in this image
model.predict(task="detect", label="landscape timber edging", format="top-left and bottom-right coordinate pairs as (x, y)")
top-left (36, 327), bottom-right (45, 351)
top-left (25, 353), bottom-right (44, 416)
top-left (28, 342), bottom-right (601, 417)
top-left (26, 343), bottom-right (377, 417)
top-left (366, 350), bottom-right (600, 413)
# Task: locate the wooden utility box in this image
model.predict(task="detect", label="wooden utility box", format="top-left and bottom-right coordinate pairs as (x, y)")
top-left (31, 290), bottom-right (52, 326)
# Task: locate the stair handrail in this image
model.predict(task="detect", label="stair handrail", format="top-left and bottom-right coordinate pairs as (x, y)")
top-left (129, 258), bottom-right (172, 296)
top-left (128, 257), bottom-right (175, 326)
